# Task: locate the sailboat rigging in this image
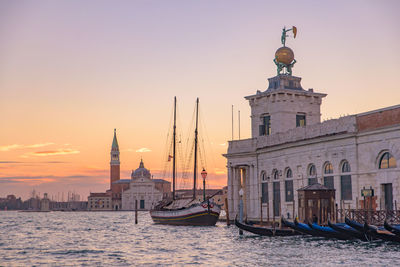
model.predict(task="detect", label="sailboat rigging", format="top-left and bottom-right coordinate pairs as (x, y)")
top-left (150, 97), bottom-right (221, 226)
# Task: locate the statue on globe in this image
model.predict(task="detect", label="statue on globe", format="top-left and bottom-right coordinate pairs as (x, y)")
top-left (274, 26), bottom-right (297, 75)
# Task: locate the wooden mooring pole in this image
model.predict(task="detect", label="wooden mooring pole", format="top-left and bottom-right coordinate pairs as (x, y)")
top-left (135, 199), bottom-right (138, 224)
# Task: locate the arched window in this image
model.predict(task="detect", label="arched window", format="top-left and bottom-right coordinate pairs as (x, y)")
top-left (273, 169), bottom-right (279, 180)
top-left (342, 161), bottom-right (351, 173)
top-left (323, 162), bottom-right (334, 189)
top-left (379, 152), bottom-right (397, 169)
top-left (308, 164), bottom-right (317, 185)
top-left (261, 171), bottom-right (268, 203)
top-left (340, 160), bottom-right (352, 200)
top-left (285, 168), bottom-right (293, 202)
top-left (286, 168), bottom-right (293, 179)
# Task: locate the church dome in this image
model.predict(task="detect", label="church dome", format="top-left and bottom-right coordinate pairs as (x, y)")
top-left (131, 159), bottom-right (151, 179)
top-left (275, 46), bottom-right (294, 65)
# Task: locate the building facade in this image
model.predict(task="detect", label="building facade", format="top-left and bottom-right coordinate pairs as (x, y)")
top-left (224, 44), bottom-right (400, 222)
top-left (121, 160), bottom-right (166, 210)
top-left (88, 193), bottom-right (112, 211)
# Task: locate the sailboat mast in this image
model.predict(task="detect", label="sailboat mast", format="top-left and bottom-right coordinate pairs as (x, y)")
top-left (193, 97), bottom-right (199, 200)
top-left (172, 96), bottom-right (176, 200)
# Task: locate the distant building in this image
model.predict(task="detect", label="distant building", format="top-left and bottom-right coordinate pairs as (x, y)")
top-left (0, 195), bottom-right (23, 210)
top-left (40, 193), bottom-right (50, 211)
top-left (121, 160), bottom-right (167, 210)
top-left (88, 193), bottom-right (112, 211)
top-left (88, 129), bottom-right (172, 210)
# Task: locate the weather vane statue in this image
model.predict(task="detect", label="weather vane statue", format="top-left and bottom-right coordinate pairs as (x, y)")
top-left (274, 26), bottom-right (297, 75)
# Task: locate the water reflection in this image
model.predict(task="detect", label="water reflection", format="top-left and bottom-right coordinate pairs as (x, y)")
top-left (1, 211), bottom-right (400, 266)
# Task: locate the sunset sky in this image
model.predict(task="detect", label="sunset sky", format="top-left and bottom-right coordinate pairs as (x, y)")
top-left (1, 0), bottom-right (399, 200)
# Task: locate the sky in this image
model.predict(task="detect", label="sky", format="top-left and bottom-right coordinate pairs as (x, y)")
top-left (1, 0), bottom-right (399, 200)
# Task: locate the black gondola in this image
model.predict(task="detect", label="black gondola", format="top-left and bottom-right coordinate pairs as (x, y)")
top-left (364, 222), bottom-right (400, 243)
top-left (344, 217), bottom-right (365, 232)
top-left (328, 220), bottom-right (368, 241)
top-left (307, 222), bottom-right (353, 240)
top-left (384, 221), bottom-right (400, 237)
top-left (234, 218), bottom-right (301, 236)
top-left (281, 217), bottom-right (318, 236)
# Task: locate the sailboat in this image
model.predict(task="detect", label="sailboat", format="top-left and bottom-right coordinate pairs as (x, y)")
top-left (150, 97), bottom-right (221, 226)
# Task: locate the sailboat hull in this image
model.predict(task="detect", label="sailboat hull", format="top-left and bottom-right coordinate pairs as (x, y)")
top-left (150, 202), bottom-right (220, 226)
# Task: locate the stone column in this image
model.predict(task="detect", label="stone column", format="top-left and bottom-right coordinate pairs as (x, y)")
top-left (235, 168), bottom-right (242, 217)
top-left (227, 166), bottom-right (234, 216)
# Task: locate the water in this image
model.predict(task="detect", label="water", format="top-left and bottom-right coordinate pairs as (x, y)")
top-left (1, 211), bottom-right (400, 266)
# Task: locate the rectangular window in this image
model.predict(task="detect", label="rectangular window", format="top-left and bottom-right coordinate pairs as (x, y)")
top-left (259, 115), bottom-right (271, 136)
top-left (140, 199), bottom-right (145, 209)
top-left (324, 176), bottom-right (334, 189)
top-left (296, 114), bottom-right (306, 127)
top-left (261, 183), bottom-right (268, 203)
top-left (285, 180), bottom-right (294, 202)
top-left (308, 178), bottom-right (317, 185)
top-left (340, 175), bottom-right (352, 200)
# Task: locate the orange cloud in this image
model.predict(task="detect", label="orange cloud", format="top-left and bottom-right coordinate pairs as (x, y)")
top-left (25, 149), bottom-right (80, 157)
top-left (136, 148), bottom-right (152, 153)
top-left (0, 144), bottom-right (23, 151)
top-left (0, 143), bottom-right (55, 151)
top-left (25, 142), bottom-right (55, 148)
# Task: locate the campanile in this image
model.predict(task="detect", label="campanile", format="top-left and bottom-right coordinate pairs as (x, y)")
top-left (110, 128), bottom-right (120, 189)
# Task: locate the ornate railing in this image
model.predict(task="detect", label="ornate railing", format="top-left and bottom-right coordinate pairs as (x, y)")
top-left (337, 209), bottom-right (400, 225)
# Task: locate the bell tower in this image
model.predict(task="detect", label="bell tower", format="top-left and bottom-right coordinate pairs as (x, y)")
top-left (110, 128), bottom-right (120, 189)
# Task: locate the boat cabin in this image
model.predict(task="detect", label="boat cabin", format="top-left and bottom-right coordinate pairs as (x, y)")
top-left (298, 183), bottom-right (335, 225)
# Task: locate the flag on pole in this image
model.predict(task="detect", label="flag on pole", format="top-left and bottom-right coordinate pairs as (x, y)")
top-left (168, 155), bottom-right (173, 161)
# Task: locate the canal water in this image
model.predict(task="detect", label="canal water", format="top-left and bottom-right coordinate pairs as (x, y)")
top-left (1, 211), bottom-right (400, 266)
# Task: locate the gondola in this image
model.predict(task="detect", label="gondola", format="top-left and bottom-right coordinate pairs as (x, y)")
top-left (234, 217), bottom-right (301, 236)
top-left (328, 221), bottom-right (368, 241)
top-left (344, 217), bottom-right (365, 232)
top-left (281, 217), bottom-right (317, 236)
top-left (307, 222), bottom-right (353, 240)
top-left (364, 222), bottom-right (400, 243)
top-left (384, 221), bottom-right (400, 237)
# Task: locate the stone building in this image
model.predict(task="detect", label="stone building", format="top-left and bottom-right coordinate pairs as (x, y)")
top-left (88, 192), bottom-right (112, 211)
top-left (121, 160), bottom-right (166, 210)
top-left (224, 39), bottom-right (400, 222)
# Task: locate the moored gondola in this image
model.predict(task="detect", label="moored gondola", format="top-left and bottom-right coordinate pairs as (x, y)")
top-left (384, 220), bottom-right (400, 237)
top-left (328, 221), bottom-right (368, 241)
top-left (364, 222), bottom-right (400, 243)
top-left (344, 217), bottom-right (365, 233)
top-left (234, 218), bottom-right (301, 236)
top-left (280, 217), bottom-right (319, 236)
top-left (308, 222), bottom-right (353, 240)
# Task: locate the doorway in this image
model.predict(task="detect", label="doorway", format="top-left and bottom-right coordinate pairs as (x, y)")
top-left (383, 183), bottom-right (393, 210)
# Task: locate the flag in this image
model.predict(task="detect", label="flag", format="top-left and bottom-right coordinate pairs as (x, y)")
top-left (168, 155), bottom-right (173, 161)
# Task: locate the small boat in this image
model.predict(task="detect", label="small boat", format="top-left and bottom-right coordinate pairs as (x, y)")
top-left (384, 221), bottom-right (400, 237)
top-left (307, 222), bottom-right (353, 240)
top-left (235, 218), bottom-right (301, 236)
top-left (328, 221), bottom-right (368, 241)
top-left (364, 222), bottom-right (400, 243)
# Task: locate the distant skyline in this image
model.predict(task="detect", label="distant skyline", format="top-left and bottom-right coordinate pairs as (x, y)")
top-left (1, 0), bottom-right (399, 200)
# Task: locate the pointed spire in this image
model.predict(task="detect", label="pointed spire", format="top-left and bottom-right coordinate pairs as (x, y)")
top-left (112, 128), bottom-right (119, 151)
